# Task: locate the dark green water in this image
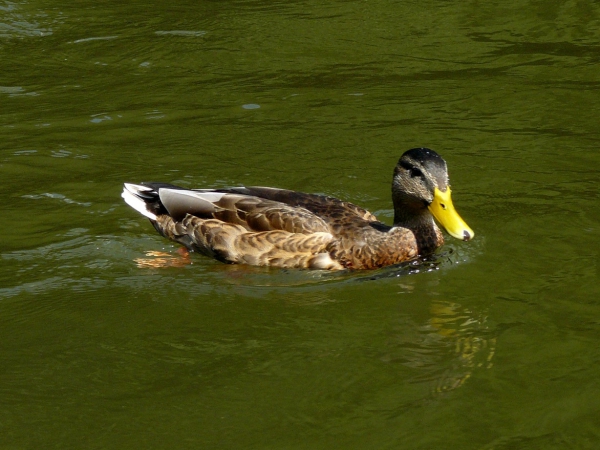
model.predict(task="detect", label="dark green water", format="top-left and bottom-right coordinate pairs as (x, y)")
top-left (2, 0), bottom-right (600, 448)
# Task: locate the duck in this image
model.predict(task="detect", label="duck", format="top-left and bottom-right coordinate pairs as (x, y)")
top-left (122, 148), bottom-right (473, 270)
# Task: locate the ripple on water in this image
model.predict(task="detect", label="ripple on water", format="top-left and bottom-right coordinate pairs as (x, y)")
top-left (154, 30), bottom-right (207, 37)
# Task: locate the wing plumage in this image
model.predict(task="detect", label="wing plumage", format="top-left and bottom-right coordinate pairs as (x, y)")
top-left (122, 182), bottom-right (416, 270)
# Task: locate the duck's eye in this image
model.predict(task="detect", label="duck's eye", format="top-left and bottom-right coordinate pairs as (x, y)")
top-left (410, 168), bottom-right (423, 178)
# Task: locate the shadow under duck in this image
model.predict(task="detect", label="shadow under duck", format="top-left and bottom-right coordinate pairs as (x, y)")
top-left (122, 148), bottom-right (474, 270)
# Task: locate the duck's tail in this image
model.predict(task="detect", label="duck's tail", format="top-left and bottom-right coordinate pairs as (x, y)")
top-left (121, 183), bottom-right (159, 220)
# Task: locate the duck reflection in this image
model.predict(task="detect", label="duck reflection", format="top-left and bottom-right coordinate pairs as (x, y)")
top-left (382, 299), bottom-right (495, 394)
top-left (134, 248), bottom-right (192, 269)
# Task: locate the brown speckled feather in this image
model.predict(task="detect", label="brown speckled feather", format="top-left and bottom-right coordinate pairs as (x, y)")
top-left (154, 214), bottom-right (343, 270)
top-left (206, 194), bottom-right (332, 234)
top-left (215, 187), bottom-right (379, 227)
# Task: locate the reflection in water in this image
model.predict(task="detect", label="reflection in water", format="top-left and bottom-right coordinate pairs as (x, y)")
top-left (383, 300), bottom-right (495, 395)
top-left (128, 246), bottom-right (465, 289)
top-left (134, 249), bottom-right (192, 269)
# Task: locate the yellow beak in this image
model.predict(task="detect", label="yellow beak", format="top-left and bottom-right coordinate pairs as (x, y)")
top-left (428, 187), bottom-right (474, 241)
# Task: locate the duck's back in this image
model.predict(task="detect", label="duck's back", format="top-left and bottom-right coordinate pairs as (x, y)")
top-left (123, 183), bottom-right (419, 270)
top-left (213, 186), bottom-right (379, 226)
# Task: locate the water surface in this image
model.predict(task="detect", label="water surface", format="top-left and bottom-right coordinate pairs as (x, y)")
top-left (1, 0), bottom-right (600, 448)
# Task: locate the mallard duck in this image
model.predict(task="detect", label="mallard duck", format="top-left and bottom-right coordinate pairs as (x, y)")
top-left (122, 148), bottom-right (473, 270)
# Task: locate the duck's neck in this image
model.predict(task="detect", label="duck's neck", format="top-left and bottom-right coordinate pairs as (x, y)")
top-left (393, 208), bottom-right (444, 255)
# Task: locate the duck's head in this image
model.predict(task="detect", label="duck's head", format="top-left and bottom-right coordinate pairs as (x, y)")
top-left (392, 148), bottom-right (474, 241)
